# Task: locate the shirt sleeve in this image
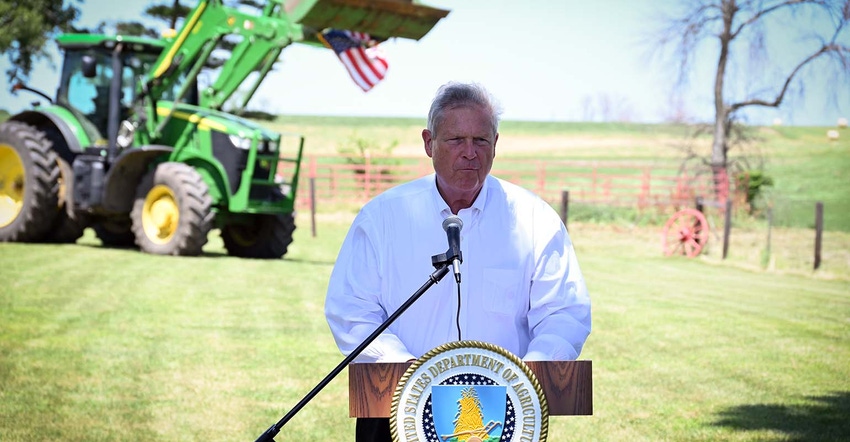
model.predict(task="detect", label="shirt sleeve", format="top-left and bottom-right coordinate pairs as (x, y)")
top-left (523, 206), bottom-right (592, 361)
top-left (324, 210), bottom-right (417, 363)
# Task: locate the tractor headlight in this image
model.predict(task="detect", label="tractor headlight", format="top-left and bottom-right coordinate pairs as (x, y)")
top-left (116, 120), bottom-right (136, 149)
top-left (228, 134), bottom-right (252, 150)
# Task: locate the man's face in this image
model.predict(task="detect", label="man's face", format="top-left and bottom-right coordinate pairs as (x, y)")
top-left (422, 105), bottom-right (498, 204)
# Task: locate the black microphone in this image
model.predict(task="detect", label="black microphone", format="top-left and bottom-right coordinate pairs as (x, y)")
top-left (442, 215), bottom-right (463, 283)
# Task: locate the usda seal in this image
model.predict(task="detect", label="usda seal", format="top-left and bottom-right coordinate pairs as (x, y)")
top-left (390, 340), bottom-right (549, 442)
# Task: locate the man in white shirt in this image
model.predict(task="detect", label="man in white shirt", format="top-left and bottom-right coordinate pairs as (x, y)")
top-left (324, 82), bottom-right (591, 441)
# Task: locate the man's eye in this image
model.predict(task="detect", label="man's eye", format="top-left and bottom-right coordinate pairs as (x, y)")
top-left (474, 138), bottom-right (490, 146)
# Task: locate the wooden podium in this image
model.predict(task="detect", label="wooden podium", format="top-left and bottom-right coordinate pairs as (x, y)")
top-left (348, 360), bottom-right (592, 418)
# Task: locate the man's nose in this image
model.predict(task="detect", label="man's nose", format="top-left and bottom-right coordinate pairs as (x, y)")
top-left (460, 139), bottom-right (477, 158)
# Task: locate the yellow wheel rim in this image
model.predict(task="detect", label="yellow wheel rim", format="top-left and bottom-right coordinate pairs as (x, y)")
top-left (228, 224), bottom-right (257, 247)
top-left (0, 144), bottom-right (25, 228)
top-left (142, 184), bottom-right (179, 244)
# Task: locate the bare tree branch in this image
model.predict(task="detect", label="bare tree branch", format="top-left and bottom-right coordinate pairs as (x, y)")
top-left (729, 43), bottom-right (838, 111)
top-left (730, 0), bottom-right (815, 38)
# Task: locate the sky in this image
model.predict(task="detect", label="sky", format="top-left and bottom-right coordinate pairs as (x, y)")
top-left (1, 0), bottom-right (848, 126)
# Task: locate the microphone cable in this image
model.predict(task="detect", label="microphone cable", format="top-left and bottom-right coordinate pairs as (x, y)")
top-left (455, 280), bottom-right (462, 341)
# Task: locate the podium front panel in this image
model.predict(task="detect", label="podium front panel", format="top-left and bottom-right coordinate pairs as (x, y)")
top-left (348, 360), bottom-right (592, 418)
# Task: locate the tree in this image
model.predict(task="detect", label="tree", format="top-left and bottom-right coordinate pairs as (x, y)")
top-left (656, 0), bottom-right (850, 199)
top-left (113, 21), bottom-right (160, 39)
top-left (95, 0), bottom-right (190, 38)
top-left (0, 0), bottom-right (82, 83)
top-left (145, 0), bottom-right (192, 30)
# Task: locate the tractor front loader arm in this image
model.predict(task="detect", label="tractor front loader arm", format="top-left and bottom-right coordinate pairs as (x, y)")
top-left (142, 0), bottom-right (302, 137)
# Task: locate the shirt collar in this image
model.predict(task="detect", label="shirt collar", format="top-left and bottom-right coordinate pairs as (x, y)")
top-left (430, 174), bottom-right (490, 218)
top-left (469, 176), bottom-right (490, 213)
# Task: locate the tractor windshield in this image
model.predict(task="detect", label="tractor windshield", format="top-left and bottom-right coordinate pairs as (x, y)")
top-left (56, 46), bottom-right (195, 143)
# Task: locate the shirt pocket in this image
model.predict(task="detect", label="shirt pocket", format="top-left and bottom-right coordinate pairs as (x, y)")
top-left (482, 268), bottom-right (524, 315)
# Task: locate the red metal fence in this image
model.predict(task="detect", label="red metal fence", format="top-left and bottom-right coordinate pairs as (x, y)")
top-left (282, 155), bottom-right (738, 213)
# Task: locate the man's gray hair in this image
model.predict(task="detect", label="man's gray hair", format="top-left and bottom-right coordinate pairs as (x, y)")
top-left (426, 82), bottom-right (503, 137)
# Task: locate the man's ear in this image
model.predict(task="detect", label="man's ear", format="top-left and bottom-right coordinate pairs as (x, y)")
top-left (493, 132), bottom-right (499, 158)
top-left (422, 129), bottom-right (434, 158)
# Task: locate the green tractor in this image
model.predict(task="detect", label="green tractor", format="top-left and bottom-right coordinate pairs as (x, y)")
top-left (0, 0), bottom-right (448, 258)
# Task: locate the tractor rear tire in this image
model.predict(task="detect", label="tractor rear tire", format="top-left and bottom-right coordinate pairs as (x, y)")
top-left (130, 162), bottom-right (213, 256)
top-left (93, 218), bottom-right (136, 247)
top-left (44, 211), bottom-right (87, 243)
top-left (43, 159), bottom-right (87, 244)
top-left (0, 121), bottom-right (60, 242)
top-left (221, 212), bottom-right (295, 259)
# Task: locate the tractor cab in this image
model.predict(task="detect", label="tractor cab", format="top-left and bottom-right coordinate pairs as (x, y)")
top-left (54, 34), bottom-right (195, 147)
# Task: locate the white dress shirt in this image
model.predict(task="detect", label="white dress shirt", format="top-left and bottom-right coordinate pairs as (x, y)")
top-left (324, 174), bottom-right (591, 362)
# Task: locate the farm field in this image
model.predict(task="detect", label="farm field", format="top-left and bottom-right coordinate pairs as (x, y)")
top-left (269, 116), bottom-right (850, 231)
top-left (1, 116), bottom-right (849, 440)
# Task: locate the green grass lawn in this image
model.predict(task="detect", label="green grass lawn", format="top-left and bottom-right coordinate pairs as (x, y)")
top-left (1, 214), bottom-right (848, 441)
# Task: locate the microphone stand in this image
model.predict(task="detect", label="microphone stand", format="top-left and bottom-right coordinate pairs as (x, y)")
top-left (254, 255), bottom-right (453, 442)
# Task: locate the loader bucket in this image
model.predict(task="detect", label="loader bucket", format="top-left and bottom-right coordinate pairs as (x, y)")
top-left (285, 0), bottom-right (449, 41)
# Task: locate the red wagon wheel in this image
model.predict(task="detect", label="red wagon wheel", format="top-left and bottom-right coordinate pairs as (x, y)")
top-left (662, 208), bottom-right (709, 258)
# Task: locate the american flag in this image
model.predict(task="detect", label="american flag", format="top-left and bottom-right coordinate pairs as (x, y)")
top-left (319, 29), bottom-right (388, 92)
